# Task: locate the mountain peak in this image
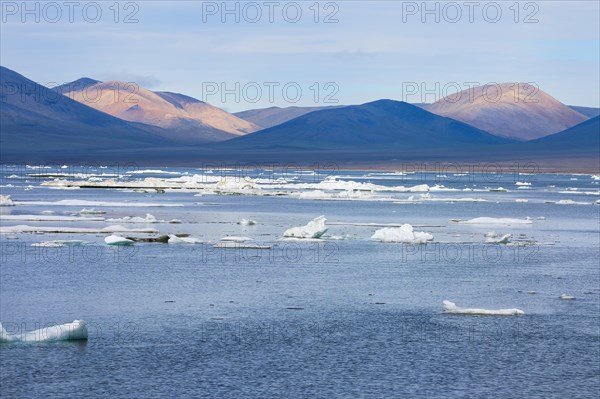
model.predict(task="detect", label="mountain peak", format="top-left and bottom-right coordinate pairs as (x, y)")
top-left (54, 77), bottom-right (101, 94)
top-left (427, 83), bottom-right (588, 140)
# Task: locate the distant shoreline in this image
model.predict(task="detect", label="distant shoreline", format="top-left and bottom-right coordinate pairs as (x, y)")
top-left (2, 159), bottom-right (598, 175)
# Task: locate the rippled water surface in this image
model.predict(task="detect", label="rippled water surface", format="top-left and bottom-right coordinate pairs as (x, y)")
top-left (1, 166), bottom-right (599, 398)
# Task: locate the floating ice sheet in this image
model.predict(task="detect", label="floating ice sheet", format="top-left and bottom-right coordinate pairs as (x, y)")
top-left (1, 320), bottom-right (88, 342)
top-left (442, 300), bottom-right (524, 316)
top-left (371, 224), bottom-right (433, 243)
top-left (283, 216), bottom-right (328, 239)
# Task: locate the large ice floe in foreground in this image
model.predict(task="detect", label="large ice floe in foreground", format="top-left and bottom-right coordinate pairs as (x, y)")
top-left (442, 300), bottom-right (524, 316)
top-left (371, 224), bottom-right (433, 243)
top-left (283, 216), bottom-right (328, 239)
top-left (1, 320), bottom-right (88, 342)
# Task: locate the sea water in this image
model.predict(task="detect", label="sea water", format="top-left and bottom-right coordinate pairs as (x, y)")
top-left (1, 165), bottom-right (598, 398)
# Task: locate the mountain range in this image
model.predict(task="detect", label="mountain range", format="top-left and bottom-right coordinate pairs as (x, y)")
top-left (223, 99), bottom-right (510, 150)
top-left (56, 80), bottom-right (259, 143)
top-left (0, 66), bottom-right (171, 160)
top-left (234, 86), bottom-right (597, 141)
top-left (1, 66), bottom-right (598, 169)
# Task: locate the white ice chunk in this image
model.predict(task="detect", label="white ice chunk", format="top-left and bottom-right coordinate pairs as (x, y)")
top-left (485, 233), bottom-right (512, 244)
top-left (371, 224), bottom-right (433, 243)
top-left (104, 235), bottom-right (134, 245)
top-left (283, 216), bottom-right (328, 239)
top-left (1, 320), bottom-right (88, 342)
top-left (214, 177), bottom-right (260, 194)
top-left (220, 236), bottom-right (253, 242)
top-left (167, 234), bottom-right (202, 244)
top-left (559, 294), bottom-right (576, 300)
top-left (0, 195), bottom-right (14, 206)
top-left (442, 300), bottom-right (524, 316)
top-left (238, 219), bottom-right (256, 226)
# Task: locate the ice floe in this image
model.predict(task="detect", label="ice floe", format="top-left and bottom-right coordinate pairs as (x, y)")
top-left (559, 294), bottom-right (576, 300)
top-left (106, 214), bottom-right (160, 223)
top-left (238, 219), bottom-right (256, 226)
top-left (31, 240), bottom-right (86, 247)
top-left (283, 216), bottom-right (328, 239)
top-left (0, 195), bottom-right (14, 206)
top-left (214, 177), bottom-right (261, 194)
top-left (213, 242), bottom-right (272, 249)
top-left (558, 191), bottom-right (600, 195)
top-left (555, 199), bottom-right (589, 205)
top-left (458, 217), bottom-right (533, 225)
top-left (442, 300), bottom-right (524, 316)
top-left (128, 169), bottom-right (182, 175)
top-left (104, 235), bottom-right (134, 245)
top-left (79, 208), bottom-right (106, 215)
top-left (168, 234), bottom-right (203, 244)
top-left (485, 233), bottom-right (512, 244)
top-left (419, 195), bottom-right (486, 203)
top-left (1, 320), bottom-right (88, 342)
top-left (371, 224), bottom-right (433, 243)
top-left (0, 225), bottom-right (158, 234)
top-left (515, 182), bottom-right (531, 186)
top-left (14, 199), bottom-right (183, 207)
top-left (220, 236), bottom-right (253, 242)
top-left (0, 215), bottom-right (104, 222)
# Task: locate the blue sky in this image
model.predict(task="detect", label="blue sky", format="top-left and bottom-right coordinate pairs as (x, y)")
top-left (1, 0), bottom-right (599, 112)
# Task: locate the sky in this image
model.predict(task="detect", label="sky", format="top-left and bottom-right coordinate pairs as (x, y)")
top-left (1, 0), bottom-right (599, 112)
